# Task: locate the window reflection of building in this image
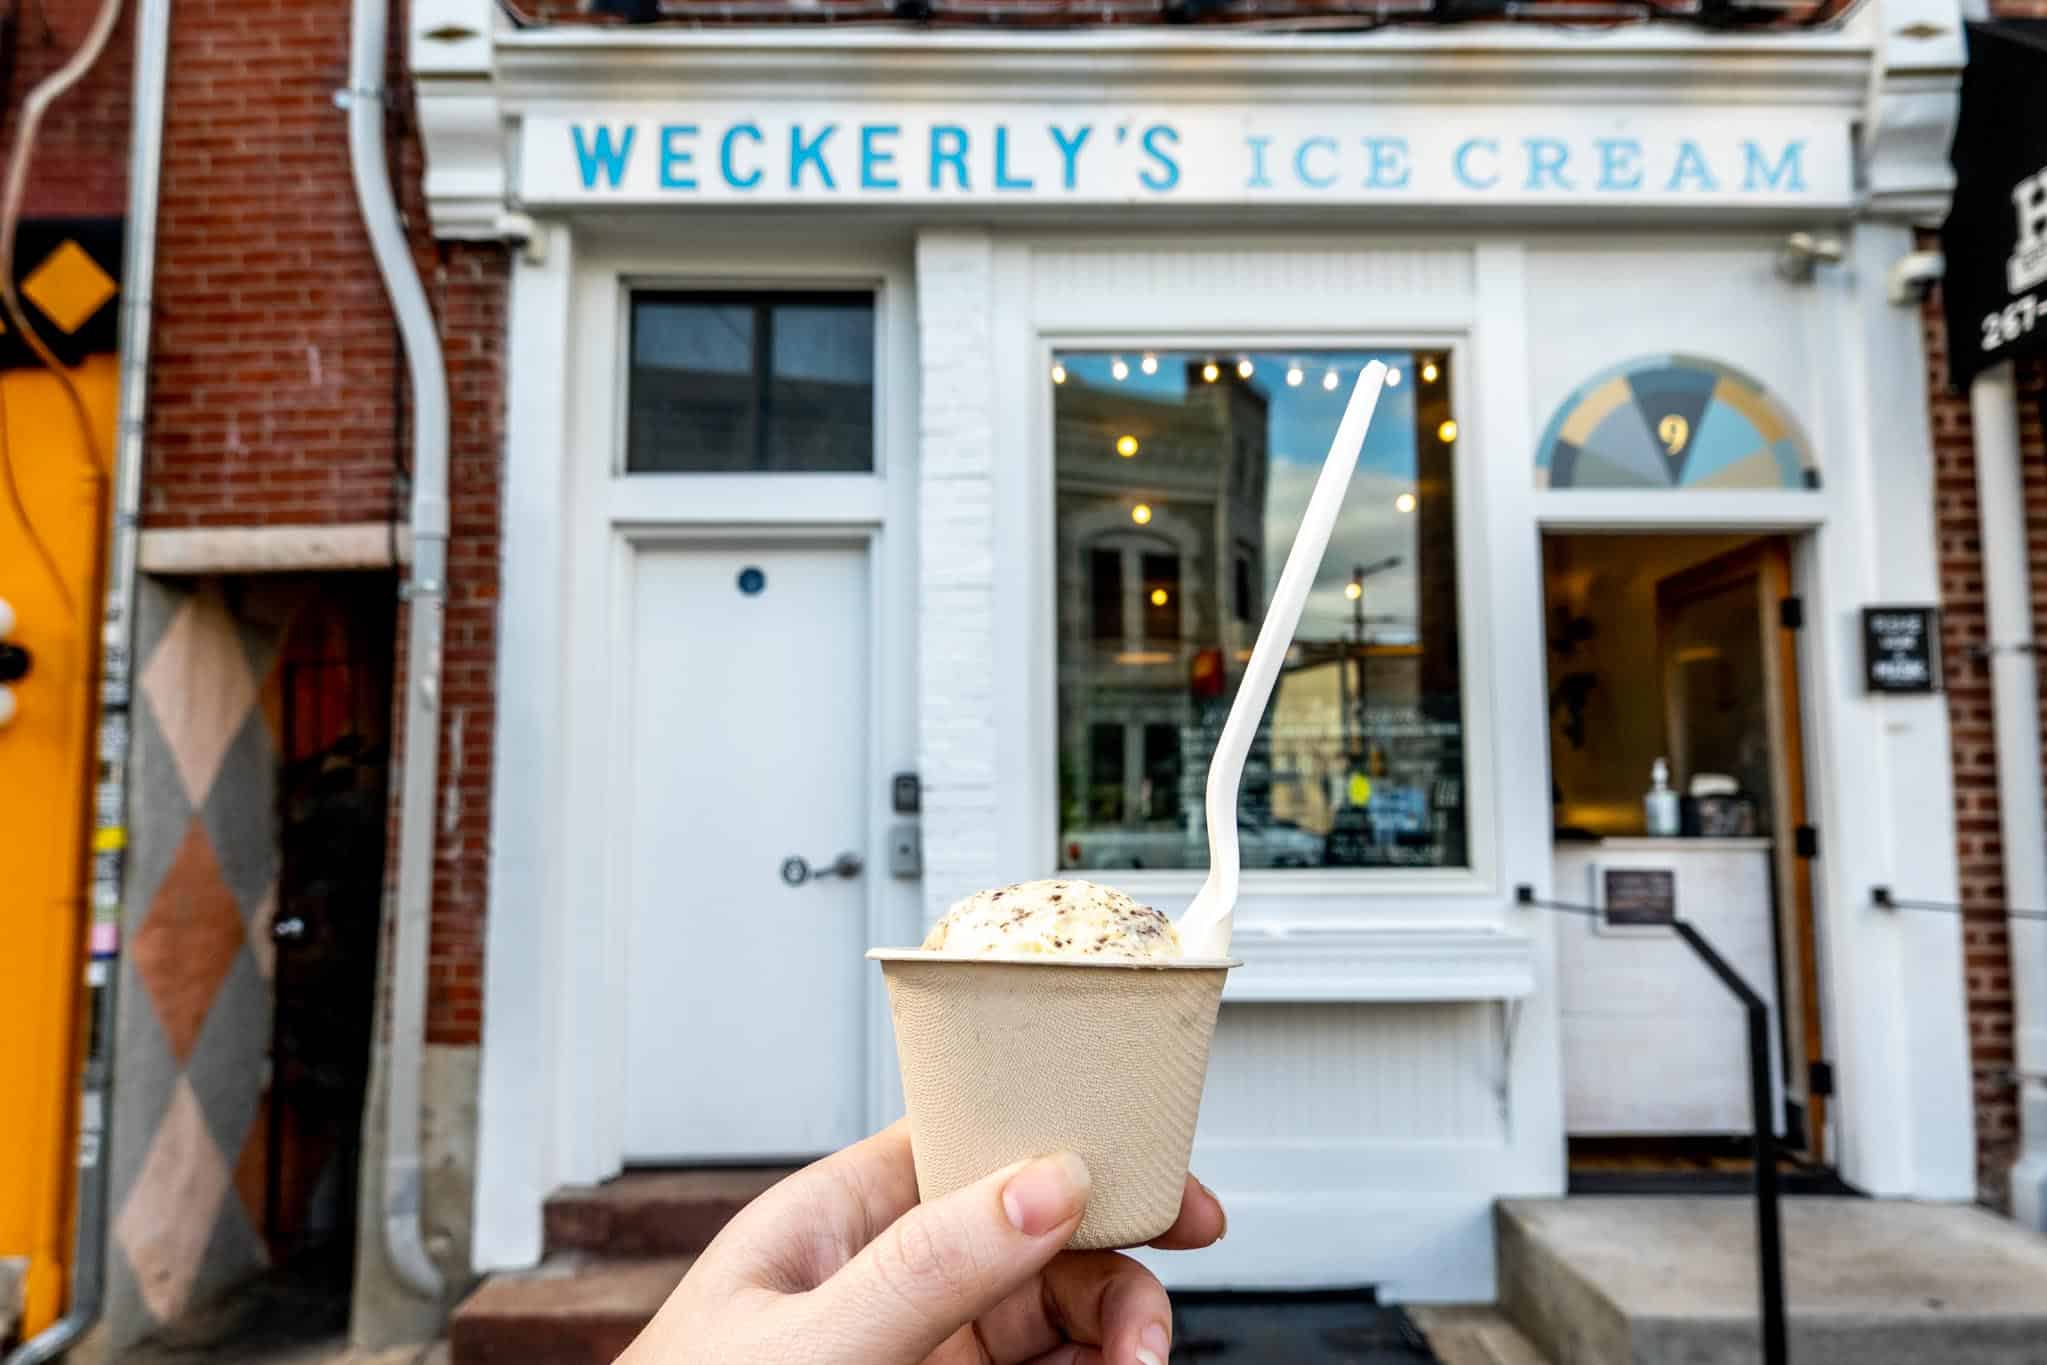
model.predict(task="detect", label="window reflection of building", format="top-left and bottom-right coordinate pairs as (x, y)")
top-left (1057, 364), bottom-right (1269, 858)
top-left (1053, 351), bottom-right (1469, 871)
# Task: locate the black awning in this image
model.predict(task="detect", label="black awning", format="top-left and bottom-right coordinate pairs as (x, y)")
top-left (1941, 19), bottom-right (2047, 390)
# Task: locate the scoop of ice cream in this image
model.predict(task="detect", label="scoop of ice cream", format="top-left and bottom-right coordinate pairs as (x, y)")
top-left (921, 878), bottom-right (1181, 961)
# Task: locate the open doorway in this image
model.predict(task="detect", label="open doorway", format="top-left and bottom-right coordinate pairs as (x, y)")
top-left (1541, 532), bottom-right (1831, 1182)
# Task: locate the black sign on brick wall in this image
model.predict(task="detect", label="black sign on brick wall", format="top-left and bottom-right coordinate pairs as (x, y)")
top-left (1940, 21), bottom-right (2047, 389)
top-left (1863, 606), bottom-right (1942, 694)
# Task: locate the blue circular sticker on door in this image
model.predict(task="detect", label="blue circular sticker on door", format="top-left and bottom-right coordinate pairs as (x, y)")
top-left (737, 566), bottom-right (766, 595)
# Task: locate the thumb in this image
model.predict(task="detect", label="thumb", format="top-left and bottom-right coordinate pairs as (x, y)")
top-left (799, 1151), bottom-right (1091, 1362)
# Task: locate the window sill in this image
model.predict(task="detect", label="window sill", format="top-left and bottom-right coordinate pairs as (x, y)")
top-left (1222, 924), bottom-right (1536, 1004)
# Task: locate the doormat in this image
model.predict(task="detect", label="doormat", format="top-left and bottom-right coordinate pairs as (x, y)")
top-left (1169, 1291), bottom-right (1439, 1363)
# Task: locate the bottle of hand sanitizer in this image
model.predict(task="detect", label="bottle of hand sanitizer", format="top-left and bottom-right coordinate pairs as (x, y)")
top-left (1645, 758), bottom-right (1680, 837)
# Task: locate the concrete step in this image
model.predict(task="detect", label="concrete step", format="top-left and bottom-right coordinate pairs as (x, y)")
top-left (543, 1167), bottom-right (794, 1258)
top-left (1498, 1196), bottom-right (2047, 1365)
top-left (1409, 1305), bottom-right (1555, 1365)
top-left (449, 1255), bottom-right (691, 1365)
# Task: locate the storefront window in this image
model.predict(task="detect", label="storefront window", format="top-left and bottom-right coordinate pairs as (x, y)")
top-left (627, 291), bottom-right (874, 473)
top-left (1055, 349), bottom-right (1467, 873)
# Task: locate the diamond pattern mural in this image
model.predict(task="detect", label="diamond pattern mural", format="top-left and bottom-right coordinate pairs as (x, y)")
top-left (106, 579), bottom-right (287, 1347)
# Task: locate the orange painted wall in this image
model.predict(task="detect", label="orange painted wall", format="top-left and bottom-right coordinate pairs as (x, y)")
top-left (0, 355), bottom-right (114, 1337)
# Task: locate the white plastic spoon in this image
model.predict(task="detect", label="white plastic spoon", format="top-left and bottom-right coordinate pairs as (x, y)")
top-left (1175, 360), bottom-right (1389, 960)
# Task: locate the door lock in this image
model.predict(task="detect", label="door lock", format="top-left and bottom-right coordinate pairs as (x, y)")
top-left (781, 852), bottom-right (863, 887)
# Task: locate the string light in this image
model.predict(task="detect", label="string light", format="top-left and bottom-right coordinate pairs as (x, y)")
top-left (1236, 357), bottom-right (1255, 379)
top-left (1438, 419), bottom-right (1459, 443)
top-left (1387, 368), bottom-right (1402, 387)
top-left (1322, 369), bottom-right (1340, 391)
top-left (1131, 503), bottom-right (1154, 525)
top-left (1116, 435), bottom-right (1140, 458)
top-left (1111, 357), bottom-right (1130, 381)
top-left (1141, 353), bottom-right (1159, 375)
top-left (1149, 587), bottom-right (1169, 606)
top-left (1202, 361), bottom-right (1220, 383)
top-left (1421, 360), bottom-right (1440, 383)
top-left (1396, 492), bottom-right (1417, 513)
top-left (1051, 363), bottom-right (1067, 384)
top-left (1286, 364), bottom-right (1304, 387)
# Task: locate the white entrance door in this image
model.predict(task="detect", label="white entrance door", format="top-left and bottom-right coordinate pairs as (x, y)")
top-left (622, 540), bottom-right (871, 1160)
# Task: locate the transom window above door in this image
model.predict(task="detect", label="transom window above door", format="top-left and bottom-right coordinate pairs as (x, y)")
top-left (1053, 348), bottom-right (1469, 874)
top-left (627, 291), bottom-right (875, 473)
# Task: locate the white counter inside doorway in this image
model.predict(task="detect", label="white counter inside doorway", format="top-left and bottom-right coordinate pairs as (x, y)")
top-left (1553, 837), bottom-right (1785, 1136)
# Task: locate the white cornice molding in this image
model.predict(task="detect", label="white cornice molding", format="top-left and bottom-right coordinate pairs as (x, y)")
top-left (408, 3), bottom-right (1904, 238)
top-left (494, 27), bottom-right (1875, 107)
top-left (1860, 0), bottom-right (1968, 226)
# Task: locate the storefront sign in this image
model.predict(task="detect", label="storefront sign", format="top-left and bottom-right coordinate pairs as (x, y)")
top-left (1603, 867), bottom-right (1677, 927)
top-left (1862, 606), bottom-right (1941, 694)
top-left (1940, 21), bottom-right (2047, 388)
top-left (521, 105), bottom-right (1853, 210)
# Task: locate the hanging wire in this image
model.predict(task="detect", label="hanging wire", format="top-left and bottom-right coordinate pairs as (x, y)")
top-left (0, 368), bottom-right (68, 614)
top-left (1872, 888), bottom-right (2047, 924)
top-left (0, 0), bottom-right (121, 485)
top-left (0, 0), bottom-right (123, 619)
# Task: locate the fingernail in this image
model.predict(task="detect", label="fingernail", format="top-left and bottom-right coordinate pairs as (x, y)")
top-left (1137, 1321), bottom-right (1170, 1365)
top-left (1198, 1179), bottom-right (1227, 1241)
top-left (1001, 1152), bottom-right (1091, 1236)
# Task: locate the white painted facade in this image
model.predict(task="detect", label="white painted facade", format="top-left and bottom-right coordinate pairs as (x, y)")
top-left (413, 0), bottom-right (1983, 1302)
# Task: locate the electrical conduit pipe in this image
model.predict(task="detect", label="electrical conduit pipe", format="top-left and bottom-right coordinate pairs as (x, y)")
top-left (346, 0), bottom-right (450, 1300)
top-left (2, 0), bottom-right (166, 1357)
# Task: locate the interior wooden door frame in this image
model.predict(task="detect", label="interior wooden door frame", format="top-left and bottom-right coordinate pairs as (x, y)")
top-left (1654, 536), bottom-right (1824, 1162)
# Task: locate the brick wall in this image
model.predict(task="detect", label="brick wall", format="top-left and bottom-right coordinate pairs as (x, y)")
top-left (1926, 258), bottom-right (2047, 1212)
top-left (420, 243), bottom-right (506, 1045)
top-left (5, 0), bottom-right (133, 219)
top-left (138, 0), bottom-right (506, 1047)
top-left (1923, 0), bottom-right (2047, 1215)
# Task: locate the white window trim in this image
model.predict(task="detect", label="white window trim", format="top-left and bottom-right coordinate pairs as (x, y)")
top-left (1021, 326), bottom-right (1504, 919)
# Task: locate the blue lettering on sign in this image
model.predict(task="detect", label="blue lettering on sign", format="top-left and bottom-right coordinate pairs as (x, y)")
top-left (659, 124), bottom-right (698, 190)
top-left (1296, 136), bottom-right (1338, 190)
top-left (572, 124), bottom-right (635, 190)
top-left (721, 123), bottom-right (762, 189)
top-left (1524, 138), bottom-right (1573, 191)
top-left (1743, 140), bottom-right (1805, 193)
top-left (1666, 140), bottom-right (1718, 193)
top-left (861, 124), bottom-right (900, 191)
top-left (930, 125), bottom-right (970, 190)
top-left (1049, 124), bottom-right (1092, 191)
top-left (790, 124), bottom-right (838, 190)
top-left (1140, 124), bottom-right (1181, 192)
top-left (1596, 138), bottom-right (1643, 191)
top-left (1363, 137), bottom-right (1411, 190)
top-left (1245, 135), bottom-right (1274, 190)
top-left (994, 126), bottom-right (1035, 191)
top-left (1453, 138), bottom-right (1498, 191)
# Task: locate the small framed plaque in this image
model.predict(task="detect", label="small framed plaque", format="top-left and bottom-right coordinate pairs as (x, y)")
top-left (1862, 606), bottom-right (1941, 694)
top-left (1603, 867), bottom-right (1677, 928)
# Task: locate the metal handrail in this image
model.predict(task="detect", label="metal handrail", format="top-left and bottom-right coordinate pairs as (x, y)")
top-left (1517, 885), bottom-right (1789, 1365)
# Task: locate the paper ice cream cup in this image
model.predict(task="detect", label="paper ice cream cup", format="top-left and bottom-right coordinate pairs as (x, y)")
top-left (868, 949), bottom-right (1237, 1251)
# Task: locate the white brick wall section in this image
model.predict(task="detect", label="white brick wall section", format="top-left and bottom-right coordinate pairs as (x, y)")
top-left (916, 230), bottom-right (1002, 928)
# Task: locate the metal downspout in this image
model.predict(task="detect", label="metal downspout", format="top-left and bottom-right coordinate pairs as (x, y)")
top-left (345, 0), bottom-right (449, 1300)
top-left (1969, 363), bottom-right (2047, 1231)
